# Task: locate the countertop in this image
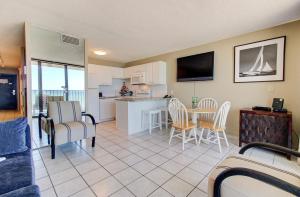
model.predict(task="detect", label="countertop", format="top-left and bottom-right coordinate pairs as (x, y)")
top-left (99, 96), bottom-right (120, 99)
top-left (115, 97), bottom-right (166, 102)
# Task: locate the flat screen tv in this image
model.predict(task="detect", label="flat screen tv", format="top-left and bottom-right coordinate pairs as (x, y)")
top-left (177, 51), bottom-right (214, 82)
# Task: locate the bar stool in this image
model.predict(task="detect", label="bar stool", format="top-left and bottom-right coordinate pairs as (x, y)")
top-left (160, 107), bottom-right (170, 129)
top-left (142, 109), bottom-right (162, 134)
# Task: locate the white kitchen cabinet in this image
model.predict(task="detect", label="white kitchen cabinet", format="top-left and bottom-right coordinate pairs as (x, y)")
top-left (152, 61), bottom-right (166, 85)
top-left (98, 66), bottom-right (113, 85)
top-left (88, 64), bottom-right (112, 86)
top-left (99, 98), bottom-right (116, 122)
top-left (145, 63), bottom-right (153, 84)
top-left (124, 66), bottom-right (133, 78)
top-left (111, 67), bottom-right (124, 78)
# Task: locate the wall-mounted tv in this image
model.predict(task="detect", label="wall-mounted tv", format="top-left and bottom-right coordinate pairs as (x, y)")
top-left (177, 51), bottom-right (214, 82)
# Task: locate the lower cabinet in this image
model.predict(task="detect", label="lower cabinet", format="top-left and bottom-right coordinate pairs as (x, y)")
top-left (99, 99), bottom-right (116, 122)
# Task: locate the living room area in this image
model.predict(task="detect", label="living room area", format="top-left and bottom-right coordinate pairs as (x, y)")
top-left (0, 1), bottom-right (300, 197)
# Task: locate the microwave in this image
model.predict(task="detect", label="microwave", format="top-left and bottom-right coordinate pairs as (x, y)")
top-left (131, 72), bottom-right (146, 84)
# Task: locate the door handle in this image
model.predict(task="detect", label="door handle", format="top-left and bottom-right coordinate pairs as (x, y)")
top-left (12, 90), bottom-right (16, 96)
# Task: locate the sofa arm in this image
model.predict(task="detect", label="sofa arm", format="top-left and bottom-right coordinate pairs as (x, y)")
top-left (25, 125), bottom-right (31, 149)
top-left (239, 142), bottom-right (300, 158)
top-left (213, 167), bottom-right (300, 197)
top-left (82, 113), bottom-right (96, 125)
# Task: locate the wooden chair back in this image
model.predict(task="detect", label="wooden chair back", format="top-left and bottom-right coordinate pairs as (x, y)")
top-left (213, 101), bottom-right (231, 131)
top-left (168, 98), bottom-right (189, 129)
top-left (197, 98), bottom-right (218, 121)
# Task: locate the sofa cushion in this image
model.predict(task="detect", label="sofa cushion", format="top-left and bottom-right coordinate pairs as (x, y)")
top-left (54, 121), bottom-right (95, 145)
top-left (0, 118), bottom-right (28, 156)
top-left (208, 154), bottom-right (300, 197)
top-left (0, 150), bottom-right (34, 195)
top-left (0, 185), bottom-right (40, 197)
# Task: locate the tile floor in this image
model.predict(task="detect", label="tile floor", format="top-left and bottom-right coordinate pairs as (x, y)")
top-left (33, 121), bottom-right (299, 197)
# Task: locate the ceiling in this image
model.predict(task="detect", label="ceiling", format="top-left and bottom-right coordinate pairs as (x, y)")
top-left (1, 0), bottom-right (300, 65)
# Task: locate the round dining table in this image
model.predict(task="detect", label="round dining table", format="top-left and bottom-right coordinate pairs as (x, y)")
top-left (187, 108), bottom-right (217, 126)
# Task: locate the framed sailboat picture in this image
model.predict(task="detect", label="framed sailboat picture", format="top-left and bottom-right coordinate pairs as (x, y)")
top-left (234, 36), bottom-right (285, 83)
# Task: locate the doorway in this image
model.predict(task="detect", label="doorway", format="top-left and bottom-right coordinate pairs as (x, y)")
top-left (31, 59), bottom-right (85, 148)
top-left (31, 60), bottom-right (85, 117)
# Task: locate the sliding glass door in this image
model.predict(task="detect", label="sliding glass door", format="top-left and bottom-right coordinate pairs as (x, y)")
top-left (31, 60), bottom-right (85, 117)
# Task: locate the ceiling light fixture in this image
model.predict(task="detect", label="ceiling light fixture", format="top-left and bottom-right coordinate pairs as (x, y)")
top-left (94, 50), bottom-right (107, 56)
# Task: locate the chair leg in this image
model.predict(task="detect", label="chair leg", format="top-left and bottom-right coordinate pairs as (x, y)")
top-left (193, 128), bottom-right (198, 144)
top-left (92, 137), bottom-right (95, 147)
top-left (51, 143), bottom-right (55, 159)
top-left (223, 130), bottom-right (229, 147)
top-left (198, 128), bottom-right (204, 144)
top-left (38, 117), bottom-right (42, 139)
top-left (47, 134), bottom-right (50, 145)
top-left (182, 130), bottom-right (186, 151)
top-left (216, 132), bottom-right (222, 153)
top-left (169, 127), bottom-right (175, 144)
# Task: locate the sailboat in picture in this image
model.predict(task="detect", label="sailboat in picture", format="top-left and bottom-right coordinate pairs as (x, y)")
top-left (241, 46), bottom-right (276, 77)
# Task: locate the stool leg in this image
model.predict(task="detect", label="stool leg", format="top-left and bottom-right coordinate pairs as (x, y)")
top-left (165, 110), bottom-right (168, 129)
top-left (149, 113), bottom-right (152, 135)
top-left (159, 112), bottom-right (162, 131)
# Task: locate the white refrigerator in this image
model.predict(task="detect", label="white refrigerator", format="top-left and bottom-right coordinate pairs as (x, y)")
top-left (87, 88), bottom-right (100, 123)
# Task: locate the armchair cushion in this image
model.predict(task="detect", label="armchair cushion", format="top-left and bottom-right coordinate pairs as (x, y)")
top-left (208, 154), bottom-right (300, 197)
top-left (0, 118), bottom-right (28, 156)
top-left (48, 101), bottom-right (82, 124)
top-left (54, 121), bottom-right (95, 145)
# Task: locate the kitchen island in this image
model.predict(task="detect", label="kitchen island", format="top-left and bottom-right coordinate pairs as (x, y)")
top-left (115, 97), bottom-right (168, 135)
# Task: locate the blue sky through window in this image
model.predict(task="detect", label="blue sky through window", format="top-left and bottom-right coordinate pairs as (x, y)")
top-left (31, 64), bottom-right (84, 90)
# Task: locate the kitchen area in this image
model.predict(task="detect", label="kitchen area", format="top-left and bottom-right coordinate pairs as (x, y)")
top-left (87, 61), bottom-right (169, 134)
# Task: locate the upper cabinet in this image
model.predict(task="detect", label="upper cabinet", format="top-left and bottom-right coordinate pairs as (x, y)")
top-left (151, 61), bottom-right (166, 85)
top-left (111, 67), bottom-right (124, 79)
top-left (125, 61), bottom-right (166, 85)
top-left (88, 64), bottom-right (112, 87)
top-left (87, 61), bottom-right (166, 87)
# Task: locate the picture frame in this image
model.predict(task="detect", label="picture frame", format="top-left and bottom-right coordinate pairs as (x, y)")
top-left (234, 36), bottom-right (286, 83)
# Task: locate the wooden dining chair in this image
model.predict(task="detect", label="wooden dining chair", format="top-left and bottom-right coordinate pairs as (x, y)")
top-left (168, 98), bottom-right (198, 150)
top-left (197, 97), bottom-right (218, 121)
top-left (198, 101), bottom-right (231, 153)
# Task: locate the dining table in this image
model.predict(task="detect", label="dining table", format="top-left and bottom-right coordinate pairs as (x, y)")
top-left (187, 108), bottom-right (217, 142)
top-left (187, 108), bottom-right (217, 126)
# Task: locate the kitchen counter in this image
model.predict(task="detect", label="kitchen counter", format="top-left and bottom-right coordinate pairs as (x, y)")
top-left (115, 97), bottom-right (165, 102)
top-left (116, 98), bottom-right (167, 135)
top-left (99, 96), bottom-right (119, 99)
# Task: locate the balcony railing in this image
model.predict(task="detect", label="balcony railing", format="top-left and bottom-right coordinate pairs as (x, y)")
top-left (32, 90), bottom-right (85, 116)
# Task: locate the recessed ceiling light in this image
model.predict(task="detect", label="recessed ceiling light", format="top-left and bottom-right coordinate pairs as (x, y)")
top-left (94, 50), bottom-right (107, 56)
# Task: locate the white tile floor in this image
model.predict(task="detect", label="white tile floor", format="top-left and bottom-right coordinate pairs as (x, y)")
top-left (33, 121), bottom-right (299, 197)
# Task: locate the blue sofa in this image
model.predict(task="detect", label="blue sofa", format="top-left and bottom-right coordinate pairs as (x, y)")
top-left (0, 125), bottom-right (40, 197)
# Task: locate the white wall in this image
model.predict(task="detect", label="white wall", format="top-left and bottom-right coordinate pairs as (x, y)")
top-left (99, 79), bottom-right (125, 97)
top-left (30, 25), bottom-right (85, 66)
top-left (127, 20), bottom-right (300, 142)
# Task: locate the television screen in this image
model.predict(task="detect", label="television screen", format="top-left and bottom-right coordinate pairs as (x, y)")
top-left (177, 51), bottom-right (214, 82)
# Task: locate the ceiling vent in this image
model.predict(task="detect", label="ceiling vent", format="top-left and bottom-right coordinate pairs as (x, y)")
top-left (61, 34), bottom-right (80, 46)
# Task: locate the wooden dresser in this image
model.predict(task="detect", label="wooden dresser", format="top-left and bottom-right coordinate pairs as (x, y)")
top-left (239, 108), bottom-right (292, 149)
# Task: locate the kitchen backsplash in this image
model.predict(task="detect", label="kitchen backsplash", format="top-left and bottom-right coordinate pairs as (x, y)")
top-left (99, 79), bottom-right (167, 97)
